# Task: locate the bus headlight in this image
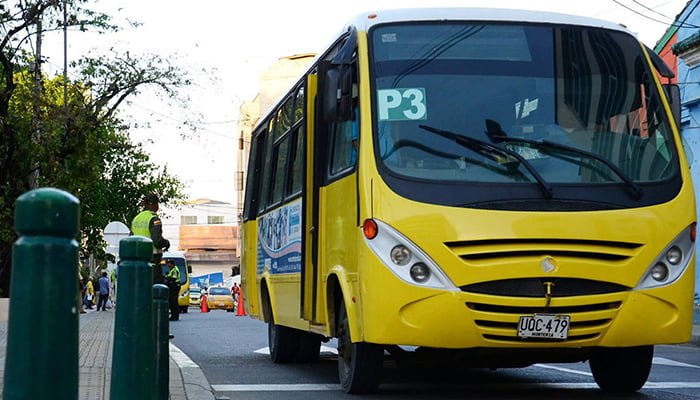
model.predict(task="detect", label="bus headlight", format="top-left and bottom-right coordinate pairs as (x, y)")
top-left (363, 219), bottom-right (456, 290)
top-left (666, 246), bottom-right (682, 265)
top-left (637, 225), bottom-right (695, 289)
top-left (410, 263), bottom-right (430, 283)
top-left (390, 245), bottom-right (412, 266)
top-left (650, 263), bottom-right (669, 282)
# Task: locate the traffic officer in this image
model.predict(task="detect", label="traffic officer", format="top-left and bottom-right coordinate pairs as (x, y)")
top-left (165, 260), bottom-right (181, 321)
top-left (130, 192), bottom-right (170, 284)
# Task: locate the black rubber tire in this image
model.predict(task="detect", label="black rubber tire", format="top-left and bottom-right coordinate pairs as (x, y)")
top-left (180, 306), bottom-right (188, 314)
top-left (268, 314), bottom-right (299, 363)
top-left (297, 331), bottom-right (322, 363)
top-left (589, 345), bottom-right (653, 393)
top-left (337, 302), bottom-right (383, 393)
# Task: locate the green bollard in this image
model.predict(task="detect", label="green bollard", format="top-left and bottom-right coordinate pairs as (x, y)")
top-left (153, 284), bottom-right (170, 400)
top-left (111, 236), bottom-right (155, 400)
top-left (3, 188), bottom-right (80, 400)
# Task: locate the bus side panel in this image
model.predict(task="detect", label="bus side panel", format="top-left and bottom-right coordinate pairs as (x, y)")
top-left (241, 220), bottom-right (260, 319)
top-left (257, 199), bottom-right (306, 329)
top-left (318, 174), bottom-right (360, 337)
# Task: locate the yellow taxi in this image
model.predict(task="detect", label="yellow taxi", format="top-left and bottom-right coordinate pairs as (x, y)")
top-left (204, 286), bottom-right (234, 312)
top-left (189, 286), bottom-right (202, 306)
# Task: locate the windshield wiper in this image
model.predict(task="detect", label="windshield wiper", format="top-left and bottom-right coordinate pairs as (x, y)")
top-left (419, 125), bottom-right (553, 198)
top-left (484, 123), bottom-right (643, 200)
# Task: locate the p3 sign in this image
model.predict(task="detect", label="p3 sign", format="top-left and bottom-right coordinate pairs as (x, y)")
top-left (377, 88), bottom-right (428, 121)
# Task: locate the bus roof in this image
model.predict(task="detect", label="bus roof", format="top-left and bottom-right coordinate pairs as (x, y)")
top-left (344, 8), bottom-right (633, 36)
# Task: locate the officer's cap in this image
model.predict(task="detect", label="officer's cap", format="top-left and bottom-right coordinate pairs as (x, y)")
top-left (143, 192), bottom-right (159, 204)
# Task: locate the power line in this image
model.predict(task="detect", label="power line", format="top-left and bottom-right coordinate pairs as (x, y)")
top-left (612, 0), bottom-right (700, 28)
top-left (631, 0), bottom-right (676, 21)
top-left (129, 102), bottom-right (236, 140)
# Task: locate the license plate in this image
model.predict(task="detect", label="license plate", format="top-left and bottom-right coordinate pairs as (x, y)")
top-left (518, 314), bottom-right (570, 339)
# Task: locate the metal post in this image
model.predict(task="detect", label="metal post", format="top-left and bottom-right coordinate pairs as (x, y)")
top-left (153, 283), bottom-right (170, 400)
top-left (111, 236), bottom-right (154, 400)
top-left (3, 188), bottom-right (80, 399)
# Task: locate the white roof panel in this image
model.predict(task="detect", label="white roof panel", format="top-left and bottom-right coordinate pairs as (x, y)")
top-left (345, 8), bottom-right (632, 36)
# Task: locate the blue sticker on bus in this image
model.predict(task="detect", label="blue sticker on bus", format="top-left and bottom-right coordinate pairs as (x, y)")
top-left (257, 199), bottom-right (302, 275)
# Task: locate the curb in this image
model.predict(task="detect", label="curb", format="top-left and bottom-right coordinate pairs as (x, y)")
top-left (181, 367), bottom-right (216, 400)
top-left (170, 343), bottom-right (216, 400)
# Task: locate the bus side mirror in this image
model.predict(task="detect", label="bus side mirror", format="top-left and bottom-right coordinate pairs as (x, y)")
top-left (663, 83), bottom-right (681, 128)
top-left (321, 63), bottom-right (353, 123)
top-left (187, 265), bottom-right (192, 274)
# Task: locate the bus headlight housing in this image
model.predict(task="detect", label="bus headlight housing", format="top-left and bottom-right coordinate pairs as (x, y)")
top-left (363, 219), bottom-right (456, 290)
top-left (637, 225), bottom-right (695, 289)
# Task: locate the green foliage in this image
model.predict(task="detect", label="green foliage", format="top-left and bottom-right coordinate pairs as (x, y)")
top-left (0, 1), bottom-right (190, 295)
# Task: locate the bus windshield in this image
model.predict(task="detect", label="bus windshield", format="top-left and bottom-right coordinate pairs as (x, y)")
top-left (370, 23), bottom-right (679, 208)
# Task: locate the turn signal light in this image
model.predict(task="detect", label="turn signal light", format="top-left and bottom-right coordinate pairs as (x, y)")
top-left (691, 222), bottom-right (696, 242)
top-left (363, 219), bottom-right (378, 240)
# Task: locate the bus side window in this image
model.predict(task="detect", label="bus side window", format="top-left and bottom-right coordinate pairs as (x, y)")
top-left (243, 129), bottom-right (267, 220)
top-left (329, 114), bottom-right (358, 176)
top-left (257, 128), bottom-right (273, 214)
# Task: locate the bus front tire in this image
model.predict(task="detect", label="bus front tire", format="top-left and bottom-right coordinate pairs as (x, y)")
top-left (589, 345), bottom-right (653, 393)
top-left (268, 319), bottom-right (299, 364)
top-left (337, 302), bottom-right (382, 394)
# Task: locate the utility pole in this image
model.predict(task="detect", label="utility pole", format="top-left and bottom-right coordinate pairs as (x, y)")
top-left (63, 0), bottom-right (68, 140)
top-left (30, 13), bottom-right (44, 189)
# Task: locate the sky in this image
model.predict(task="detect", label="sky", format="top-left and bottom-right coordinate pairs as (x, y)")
top-left (42, 0), bottom-right (690, 208)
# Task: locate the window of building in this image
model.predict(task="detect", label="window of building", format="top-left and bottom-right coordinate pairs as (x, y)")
top-left (207, 215), bottom-right (224, 224)
top-left (181, 215), bottom-right (197, 225)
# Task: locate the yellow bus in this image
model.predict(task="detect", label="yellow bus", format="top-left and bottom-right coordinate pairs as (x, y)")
top-left (241, 8), bottom-right (696, 394)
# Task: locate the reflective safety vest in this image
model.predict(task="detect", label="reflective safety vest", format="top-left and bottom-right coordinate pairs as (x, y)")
top-left (131, 210), bottom-right (157, 251)
top-left (166, 266), bottom-right (180, 282)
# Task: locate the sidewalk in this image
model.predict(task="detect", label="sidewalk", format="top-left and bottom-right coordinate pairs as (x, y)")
top-left (0, 307), bottom-right (214, 400)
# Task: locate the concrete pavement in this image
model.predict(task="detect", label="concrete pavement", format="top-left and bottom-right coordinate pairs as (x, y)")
top-left (0, 306), bottom-right (215, 400)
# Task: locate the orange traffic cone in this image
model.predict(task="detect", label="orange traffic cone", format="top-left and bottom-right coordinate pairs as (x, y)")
top-left (235, 291), bottom-right (246, 316)
top-left (201, 294), bottom-right (209, 313)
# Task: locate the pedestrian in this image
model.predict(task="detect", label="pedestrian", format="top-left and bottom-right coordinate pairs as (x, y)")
top-left (130, 192), bottom-right (170, 284)
top-left (96, 272), bottom-right (110, 311)
top-left (231, 282), bottom-right (240, 304)
top-left (164, 259), bottom-right (181, 321)
top-left (84, 278), bottom-right (95, 310)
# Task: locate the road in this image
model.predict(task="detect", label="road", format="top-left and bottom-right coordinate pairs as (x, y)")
top-left (171, 309), bottom-right (700, 400)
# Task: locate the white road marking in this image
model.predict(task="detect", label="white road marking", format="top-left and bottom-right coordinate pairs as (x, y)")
top-left (253, 345), bottom-right (338, 355)
top-left (653, 357), bottom-right (700, 369)
top-left (170, 342), bottom-right (200, 368)
top-left (212, 382), bottom-right (700, 392)
top-left (533, 364), bottom-right (593, 376)
top-left (213, 384), bottom-right (342, 391)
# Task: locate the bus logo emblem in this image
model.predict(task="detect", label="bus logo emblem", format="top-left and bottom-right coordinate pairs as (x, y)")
top-left (541, 257), bottom-right (557, 273)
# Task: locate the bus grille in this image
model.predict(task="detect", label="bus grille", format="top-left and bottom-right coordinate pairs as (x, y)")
top-left (466, 300), bottom-right (622, 343)
top-left (461, 278), bottom-right (629, 297)
top-left (445, 238), bottom-right (642, 263)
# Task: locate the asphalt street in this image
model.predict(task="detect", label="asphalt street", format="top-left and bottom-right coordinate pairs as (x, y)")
top-left (171, 309), bottom-right (700, 400)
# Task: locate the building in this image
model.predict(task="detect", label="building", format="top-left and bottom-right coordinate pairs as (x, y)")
top-left (235, 53), bottom-right (316, 257)
top-left (655, 1), bottom-right (700, 302)
top-left (161, 199), bottom-right (238, 277)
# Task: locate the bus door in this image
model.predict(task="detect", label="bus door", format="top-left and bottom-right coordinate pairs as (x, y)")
top-left (303, 32), bottom-right (359, 327)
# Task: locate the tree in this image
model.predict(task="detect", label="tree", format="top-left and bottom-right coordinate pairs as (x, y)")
top-left (0, 1), bottom-right (191, 295)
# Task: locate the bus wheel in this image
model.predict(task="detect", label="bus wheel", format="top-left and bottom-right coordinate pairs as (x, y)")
top-left (589, 345), bottom-right (653, 392)
top-left (297, 332), bottom-right (321, 362)
top-left (337, 302), bottom-right (382, 393)
top-left (180, 306), bottom-right (188, 314)
top-left (268, 316), bottom-right (299, 363)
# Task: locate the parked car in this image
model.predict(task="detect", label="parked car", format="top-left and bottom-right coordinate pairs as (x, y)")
top-left (205, 286), bottom-right (235, 312)
top-left (189, 286), bottom-right (202, 306)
